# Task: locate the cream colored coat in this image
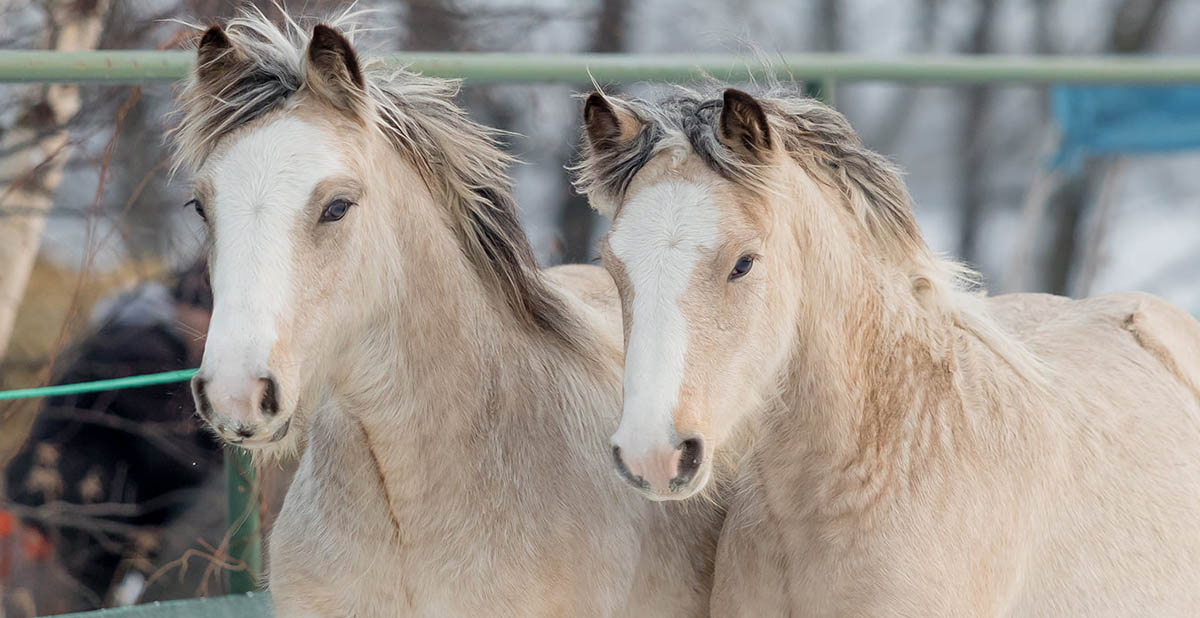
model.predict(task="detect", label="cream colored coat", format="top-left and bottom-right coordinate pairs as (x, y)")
top-left (713, 290), bottom-right (1200, 617)
top-left (173, 13), bottom-right (725, 617)
top-left (574, 85), bottom-right (1200, 618)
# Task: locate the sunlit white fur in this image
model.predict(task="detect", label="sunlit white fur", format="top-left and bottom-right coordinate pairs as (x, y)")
top-left (608, 181), bottom-right (721, 459)
top-left (199, 115), bottom-right (343, 436)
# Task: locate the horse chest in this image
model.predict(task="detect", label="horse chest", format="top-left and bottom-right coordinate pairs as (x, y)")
top-left (270, 410), bottom-right (638, 617)
top-left (718, 442), bottom-right (1017, 617)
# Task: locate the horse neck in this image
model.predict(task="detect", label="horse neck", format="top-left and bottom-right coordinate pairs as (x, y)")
top-left (763, 213), bottom-right (966, 513)
top-left (321, 167), bottom-right (584, 466)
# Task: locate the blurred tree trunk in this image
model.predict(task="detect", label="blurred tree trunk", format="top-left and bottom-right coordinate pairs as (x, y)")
top-left (0, 0), bottom-right (110, 361)
top-left (107, 93), bottom-right (172, 260)
top-left (101, 1), bottom-right (172, 261)
top-left (812, 0), bottom-right (841, 53)
top-left (402, 0), bottom-right (460, 51)
top-left (874, 0), bottom-right (941, 152)
top-left (1032, 0), bottom-right (1053, 55)
top-left (1040, 0), bottom-right (1172, 294)
top-left (955, 0), bottom-right (998, 266)
top-left (802, 0), bottom-right (842, 102)
top-left (556, 0), bottom-right (629, 264)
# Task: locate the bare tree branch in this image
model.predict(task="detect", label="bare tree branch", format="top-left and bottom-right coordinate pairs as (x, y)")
top-left (955, 0), bottom-right (998, 266)
top-left (556, 0), bottom-right (630, 264)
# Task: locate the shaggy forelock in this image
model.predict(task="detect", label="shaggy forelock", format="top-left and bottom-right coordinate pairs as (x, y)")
top-left (172, 7), bottom-right (315, 173)
top-left (172, 7), bottom-right (581, 346)
top-left (573, 84), bottom-right (923, 259)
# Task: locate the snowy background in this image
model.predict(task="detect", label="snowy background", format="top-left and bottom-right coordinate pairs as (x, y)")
top-left (3, 0), bottom-right (1197, 309)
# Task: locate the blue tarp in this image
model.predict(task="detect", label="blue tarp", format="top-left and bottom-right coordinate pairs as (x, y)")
top-left (1050, 85), bottom-right (1200, 170)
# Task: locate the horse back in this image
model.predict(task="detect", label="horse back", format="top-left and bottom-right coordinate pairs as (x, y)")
top-left (988, 291), bottom-right (1200, 403)
top-left (985, 291), bottom-right (1200, 616)
top-left (542, 264), bottom-right (623, 342)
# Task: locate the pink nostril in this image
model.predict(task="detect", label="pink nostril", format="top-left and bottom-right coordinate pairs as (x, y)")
top-left (192, 371), bottom-right (280, 439)
top-left (612, 438), bottom-right (706, 494)
top-left (676, 438), bottom-right (703, 485)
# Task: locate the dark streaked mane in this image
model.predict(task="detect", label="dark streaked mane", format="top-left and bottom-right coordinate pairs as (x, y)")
top-left (572, 84), bottom-right (924, 259)
top-left (171, 9), bottom-right (580, 346)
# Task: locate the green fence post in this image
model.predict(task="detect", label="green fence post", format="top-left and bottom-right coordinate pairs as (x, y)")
top-left (820, 76), bottom-right (837, 107)
top-left (225, 448), bottom-right (262, 594)
top-left (804, 77), bottom-right (836, 105)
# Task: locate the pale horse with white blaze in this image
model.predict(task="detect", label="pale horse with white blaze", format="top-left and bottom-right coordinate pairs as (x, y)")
top-left (575, 85), bottom-right (1200, 616)
top-left (174, 12), bottom-right (725, 617)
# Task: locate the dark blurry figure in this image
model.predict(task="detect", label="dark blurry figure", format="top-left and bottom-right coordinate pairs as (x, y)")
top-left (3, 259), bottom-right (219, 608)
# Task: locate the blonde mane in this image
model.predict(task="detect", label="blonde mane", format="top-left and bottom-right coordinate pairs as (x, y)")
top-left (574, 84), bottom-right (923, 259)
top-left (172, 8), bottom-right (580, 344)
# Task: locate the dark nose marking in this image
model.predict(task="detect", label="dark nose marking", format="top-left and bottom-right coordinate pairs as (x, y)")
top-left (612, 445), bottom-right (650, 491)
top-left (192, 376), bottom-right (212, 421)
top-left (670, 438), bottom-right (704, 491)
top-left (259, 375), bottom-right (279, 417)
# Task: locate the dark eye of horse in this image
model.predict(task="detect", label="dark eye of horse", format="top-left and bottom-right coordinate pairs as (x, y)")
top-left (185, 199), bottom-right (206, 222)
top-left (320, 198), bottom-right (354, 223)
top-left (729, 255), bottom-right (755, 280)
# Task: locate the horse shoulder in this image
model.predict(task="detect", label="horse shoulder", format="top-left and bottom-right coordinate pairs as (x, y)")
top-left (270, 410), bottom-right (406, 613)
top-left (711, 479), bottom-right (792, 617)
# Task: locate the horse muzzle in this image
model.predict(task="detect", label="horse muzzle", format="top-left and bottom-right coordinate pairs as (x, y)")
top-left (192, 372), bottom-right (292, 447)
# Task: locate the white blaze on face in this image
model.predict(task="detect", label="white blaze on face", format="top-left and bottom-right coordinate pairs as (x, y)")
top-left (609, 180), bottom-right (721, 458)
top-left (199, 115), bottom-right (344, 414)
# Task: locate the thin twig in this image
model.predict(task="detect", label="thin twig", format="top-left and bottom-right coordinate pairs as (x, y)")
top-left (42, 87), bottom-right (143, 383)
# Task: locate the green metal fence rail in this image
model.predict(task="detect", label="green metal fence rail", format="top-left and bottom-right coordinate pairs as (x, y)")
top-left (58, 592), bottom-right (271, 618)
top-left (3, 50), bottom-right (1200, 616)
top-left (0, 369), bottom-right (196, 401)
top-left (4, 51), bottom-right (1200, 85)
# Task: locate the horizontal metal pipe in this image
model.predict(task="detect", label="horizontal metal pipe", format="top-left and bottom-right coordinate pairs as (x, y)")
top-left (0, 368), bottom-right (197, 400)
top-left (2, 50), bottom-right (1200, 84)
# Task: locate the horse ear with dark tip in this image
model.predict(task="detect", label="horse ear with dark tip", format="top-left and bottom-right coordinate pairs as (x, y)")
top-left (582, 92), bottom-right (640, 152)
top-left (583, 93), bottom-right (621, 145)
top-left (718, 88), bottom-right (772, 159)
top-left (196, 26), bottom-right (243, 86)
top-left (305, 24), bottom-right (367, 118)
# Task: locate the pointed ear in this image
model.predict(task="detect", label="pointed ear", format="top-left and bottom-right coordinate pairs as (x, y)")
top-left (195, 26), bottom-right (245, 86)
top-left (718, 89), bottom-right (772, 159)
top-left (582, 92), bottom-right (641, 152)
top-left (305, 24), bottom-right (367, 117)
